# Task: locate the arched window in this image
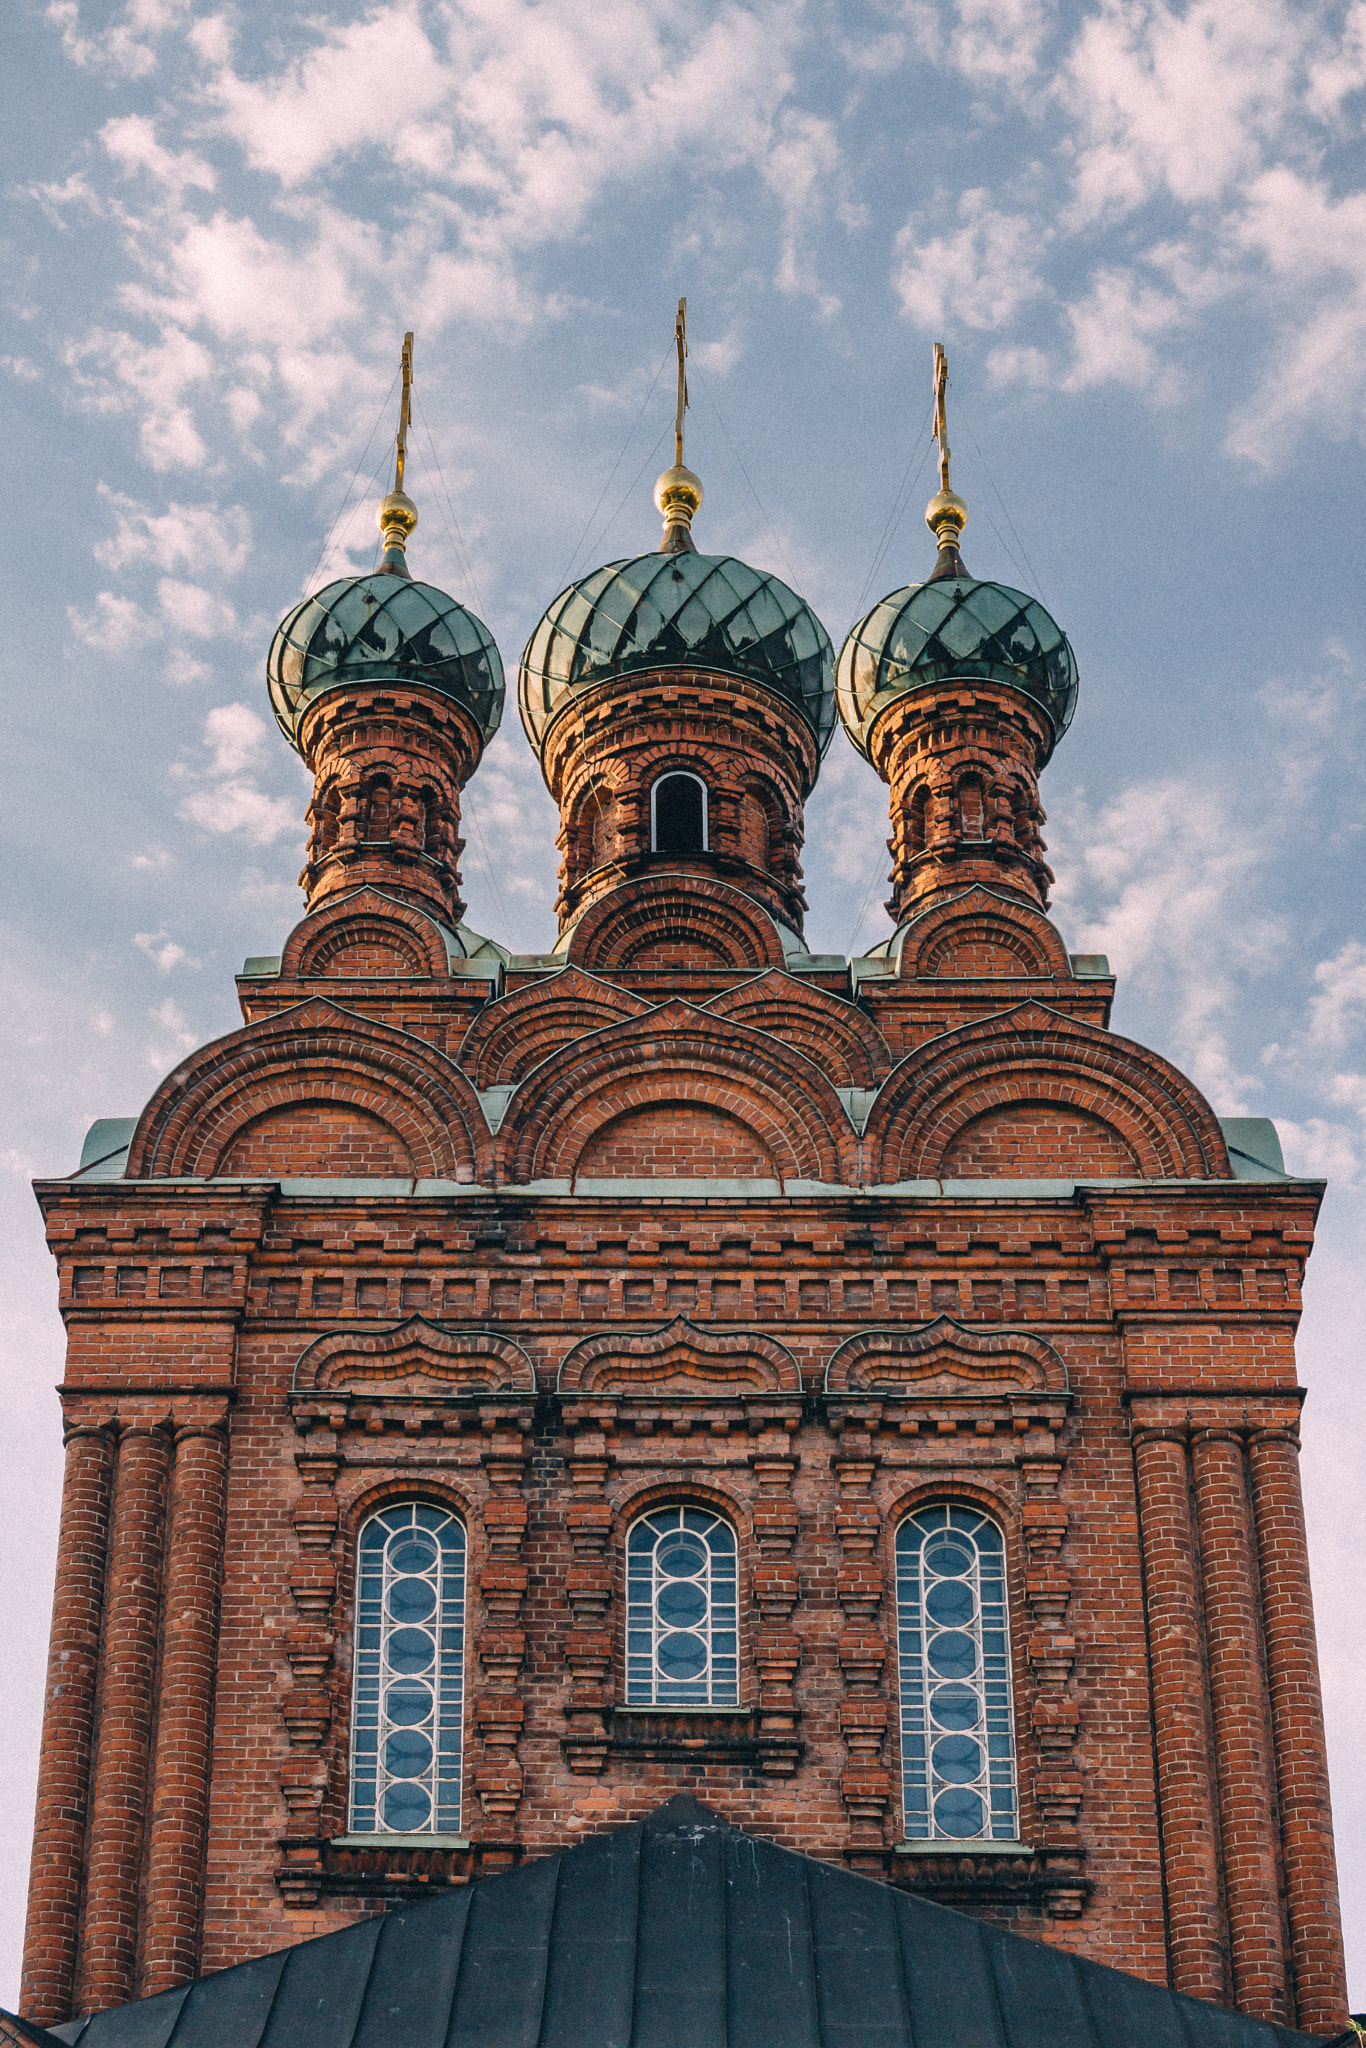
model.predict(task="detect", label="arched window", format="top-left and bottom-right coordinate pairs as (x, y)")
top-left (350, 1504), bottom-right (466, 1835)
top-left (626, 1506), bottom-right (737, 1705)
top-left (895, 1505), bottom-right (1018, 1841)
top-left (651, 772), bottom-right (708, 854)
top-left (907, 784), bottom-right (930, 854)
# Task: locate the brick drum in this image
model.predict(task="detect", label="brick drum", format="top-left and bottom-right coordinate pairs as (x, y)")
top-left (18, 518), bottom-right (1349, 2040)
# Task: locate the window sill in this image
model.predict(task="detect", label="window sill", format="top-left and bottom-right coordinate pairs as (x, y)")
top-left (614, 1705), bottom-right (751, 1716)
top-left (330, 1833), bottom-right (470, 1849)
top-left (894, 1839), bottom-right (1034, 1857)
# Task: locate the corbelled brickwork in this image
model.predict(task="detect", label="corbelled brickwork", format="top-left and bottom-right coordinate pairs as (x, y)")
top-left (20, 609), bottom-right (1350, 2042)
top-left (299, 683), bottom-right (486, 926)
top-left (538, 667), bottom-right (819, 935)
top-left (867, 679), bottom-right (1055, 921)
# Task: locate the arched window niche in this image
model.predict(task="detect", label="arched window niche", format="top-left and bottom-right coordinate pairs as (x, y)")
top-left (895, 1505), bottom-right (1019, 1841)
top-left (349, 1503), bottom-right (467, 1836)
top-left (626, 1506), bottom-right (738, 1706)
top-left (650, 772), bottom-right (708, 854)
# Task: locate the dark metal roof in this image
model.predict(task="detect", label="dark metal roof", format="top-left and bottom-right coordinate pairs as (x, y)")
top-left (8, 1798), bottom-right (1342, 2048)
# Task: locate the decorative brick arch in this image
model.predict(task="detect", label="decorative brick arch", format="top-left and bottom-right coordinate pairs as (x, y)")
top-left (610, 1473), bottom-right (754, 1542)
top-left (896, 887), bottom-right (1073, 982)
top-left (866, 1002), bottom-right (1229, 1183)
top-left (293, 1320), bottom-right (537, 1395)
top-left (703, 971), bottom-right (893, 1088)
top-left (278, 888), bottom-right (454, 981)
top-left (455, 967), bottom-right (650, 1088)
top-left (563, 873), bottom-right (788, 973)
top-left (558, 1318), bottom-right (801, 1394)
top-left (494, 1000), bottom-right (856, 1186)
top-left (824, 1319), bottom-right (1069, 1395)
top-left (336, 1471), bottom-right (480, 1543)
top-left (125, 998), bottom-right (489, 1181)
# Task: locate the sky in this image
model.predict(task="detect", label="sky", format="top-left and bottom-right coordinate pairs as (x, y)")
top-left (3, 0), bottom-right (1366, 2009)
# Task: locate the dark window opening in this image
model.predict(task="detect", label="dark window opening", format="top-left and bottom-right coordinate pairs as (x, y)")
top-left (652, 773), bottom-right (707, 853)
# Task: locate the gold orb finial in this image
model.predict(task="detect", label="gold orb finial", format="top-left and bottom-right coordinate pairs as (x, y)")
top-left (655, 462), bottom-right (703, 554)
top-left (925, 341), bottom-right (969, 581)
top-left (377, 330), bottom-right (417, 576)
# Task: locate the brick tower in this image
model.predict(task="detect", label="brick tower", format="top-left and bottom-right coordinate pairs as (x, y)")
top-left (19, 339), bottom-right (1349, 2039)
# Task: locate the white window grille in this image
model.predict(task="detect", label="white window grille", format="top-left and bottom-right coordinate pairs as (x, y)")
top-left (896, 1505), bottom-right (1018, 1840)
top-left (626, 1506), bottom-right (737, 1705)
top-left (349, 1504), bottom-right (466, 1834)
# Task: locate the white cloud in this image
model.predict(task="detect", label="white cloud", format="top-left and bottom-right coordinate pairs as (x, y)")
top-left (895, 192), bottom-right (1046, 332)
top-left (134, 929), bottom-right (188, 972)
top-left (203, 701), bottom-right (267, 777)
top-left (1049, 774), bottom-right (1280, 1111)
top-left (1307, 941), bottom-right (1366, 1050)
top-left (1059, 265), bottom-right (1187, 394)
top-left (172, 702), bottom-right (298, 846)
top-left (155, 577), bottom-right (240, 639)
top-left (1063, 0), bottom-right (1310, 225)
top-left (101, 114), bottom-right (215, 193)
top-left (176, 782), bottom-right (300, 843)
top-left (144, 997), bottom-right (199, 1071)
top-left (94, 489), bottom-right (251, 578)
top-left (68, 590), bottom-right (154, 653)
top-left (48, 0), bottom-right (189, 78)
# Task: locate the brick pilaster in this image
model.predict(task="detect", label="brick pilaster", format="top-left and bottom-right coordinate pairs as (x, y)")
top-left (20, 1424), bottom-right (114, 2024)
top-left (474, 1415), bottom-right (531, 1843)
top-left (1248, 1428), bottom-right (1349, 2033)
top-left (1191, 1428), bottom-right (1288, 2023)
top-left (1132, 1426), bottom-right (1226, 2002)
top-left (77, 1424), bottom-right (171, 2015)
top-left (140, 1415), bottom-right (230, 1995)
top-left (831, 1435), bottom-right (889, 1860)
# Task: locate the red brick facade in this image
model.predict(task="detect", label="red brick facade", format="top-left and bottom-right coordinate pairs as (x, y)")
top-left (20, 643), bottom-right (1349, 2038)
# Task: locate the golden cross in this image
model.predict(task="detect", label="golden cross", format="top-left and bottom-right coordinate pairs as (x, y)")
top-left (394, 330), bottom-right (414, 495)
top-left (674, 298), bottom-right (689, 468)
top-left (932, 341), bottom-right (952, 494)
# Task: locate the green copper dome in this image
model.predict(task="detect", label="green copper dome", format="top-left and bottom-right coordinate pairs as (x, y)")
top-left (267, 572), bottom-right (505, 754)
top-left (836, 576), bottom-right (1078, 763)
top-left (518, 551), bottom-right (837, 755)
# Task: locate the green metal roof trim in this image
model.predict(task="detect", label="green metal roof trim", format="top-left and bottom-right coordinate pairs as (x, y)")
top-left (837, 576), bottom-right (1078, 762)
top-left (267, 574), bottom-right (505, 753)
top-left (22, 1798), bottom-right (1340, 2048)
top-left (518, 551), bottom-right (836, 755)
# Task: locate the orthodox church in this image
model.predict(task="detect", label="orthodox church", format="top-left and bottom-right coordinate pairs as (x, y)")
top-left (9, 326), bottom-right (1352, 2048)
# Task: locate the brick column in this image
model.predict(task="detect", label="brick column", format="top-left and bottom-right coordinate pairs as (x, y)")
top-left (20, 1424), bottom-right (114, 2024)
top-left (140, 1418), bottom-right (229, 1996)
top-left (1131, 1426), bottom-right (1226, 2002)
top-left (1191, 1428), bottom-right (1288, 2024)
top-left (1248, 1428), bottom-right (1349, 2034)
top-left (77, 1424), bottom-right (171, 2015)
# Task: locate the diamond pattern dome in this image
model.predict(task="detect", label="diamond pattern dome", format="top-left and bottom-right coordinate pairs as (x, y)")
top-left (518, 551), bottom-right (836, 755)
top-left (268, 572), bottom-right (505, 753)
top-left (836, 576), bottom-right (1078, 762)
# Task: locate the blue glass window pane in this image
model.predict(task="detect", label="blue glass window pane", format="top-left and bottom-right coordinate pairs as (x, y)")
top-left (349, 1504), bottom-right (465, 1837)
top-left (896, 1505), bottom-right (1018, 1842)
top-left (626, 1504), bottom-right (739, 1706)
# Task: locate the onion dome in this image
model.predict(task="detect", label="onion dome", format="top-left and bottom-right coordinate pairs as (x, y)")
top-left (268, 573), bottom-right (504, 753)
top-left (836, 575), bottom-right (1077, 763)
top-left (519, 549), bottom-right (836, 756)
top-left (836, 342), bottom-right (1077, 762)
top-left (267, 334), bottom-right (504, 754)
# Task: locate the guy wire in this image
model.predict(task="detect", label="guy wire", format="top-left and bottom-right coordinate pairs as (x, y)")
top-left (303, 365), bottom-right (400, 596)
